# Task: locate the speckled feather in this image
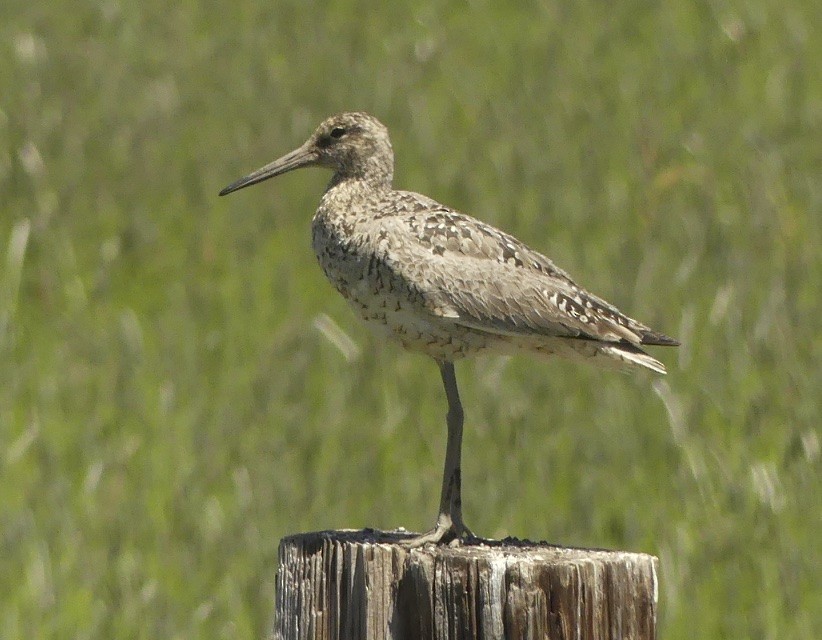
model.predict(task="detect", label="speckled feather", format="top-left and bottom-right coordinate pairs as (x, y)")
top-left (225, 111), bottom-right (678, 373)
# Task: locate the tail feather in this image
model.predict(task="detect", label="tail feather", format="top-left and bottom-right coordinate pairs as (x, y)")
top-left (522, 336), bottom-right (671, 374)
top-left (600, 343), bottom-right (668, 374)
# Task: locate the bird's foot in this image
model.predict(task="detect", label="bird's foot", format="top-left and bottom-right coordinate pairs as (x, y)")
top-left (400, 517), bottom-right (477, 548)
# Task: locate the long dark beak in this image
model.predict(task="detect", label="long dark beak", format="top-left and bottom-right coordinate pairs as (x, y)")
top-left (219, 142), bottom-right (318, 196)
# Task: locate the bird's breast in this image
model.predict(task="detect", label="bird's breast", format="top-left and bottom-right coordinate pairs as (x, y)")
top-left (311, 212), bottom-right (381, 298)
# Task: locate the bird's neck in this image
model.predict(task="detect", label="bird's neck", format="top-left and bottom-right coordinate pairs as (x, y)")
top-left (326, 171), bottom-right (392, 193)
top-left (326, 153), bottom-right (394, 191)
top-left (321, 176), bottom-right (390, 207)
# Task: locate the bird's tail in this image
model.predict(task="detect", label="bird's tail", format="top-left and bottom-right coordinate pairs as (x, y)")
top-left (599, 343), bottom-right (668, 375)
top-left (522, 336), bottom-right (670, 374)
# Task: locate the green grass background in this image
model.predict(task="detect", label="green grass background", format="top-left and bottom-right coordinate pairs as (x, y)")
top-left (1, 1), bottom-right (820, 638)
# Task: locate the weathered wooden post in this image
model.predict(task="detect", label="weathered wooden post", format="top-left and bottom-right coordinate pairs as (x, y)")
top-left (273, 529), bottom-right (658, 640)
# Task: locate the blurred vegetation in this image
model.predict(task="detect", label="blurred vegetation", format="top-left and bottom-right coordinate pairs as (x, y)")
top-left (1, 0), bottom-right (820, 638)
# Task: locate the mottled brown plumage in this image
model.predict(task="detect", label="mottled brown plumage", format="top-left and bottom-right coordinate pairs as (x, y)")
top-left (220, 111), bottom-right (679, 545)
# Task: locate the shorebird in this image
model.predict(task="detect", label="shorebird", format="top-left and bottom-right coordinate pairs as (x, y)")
top-left (219, 112), bottom-right (678, 546)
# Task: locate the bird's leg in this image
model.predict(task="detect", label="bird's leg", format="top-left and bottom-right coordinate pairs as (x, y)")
top-left (404, 360), bottom-right (474, 547)
top-left (439, 360), bottom-right (474, 539)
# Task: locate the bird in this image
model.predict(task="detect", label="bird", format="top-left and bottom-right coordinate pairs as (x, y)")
top-left (219, 111), bottom-right (679, 546)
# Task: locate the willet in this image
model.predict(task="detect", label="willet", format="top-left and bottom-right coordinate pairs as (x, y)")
top-left (219, 112), bottom-right (679, 546)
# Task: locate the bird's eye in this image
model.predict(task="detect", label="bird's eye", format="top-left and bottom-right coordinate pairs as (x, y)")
top-left (330, 127), bottom-right (346, 139)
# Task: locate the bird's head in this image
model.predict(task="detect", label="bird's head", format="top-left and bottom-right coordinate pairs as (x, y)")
top-left (219, 111), bottom-right (394, 196)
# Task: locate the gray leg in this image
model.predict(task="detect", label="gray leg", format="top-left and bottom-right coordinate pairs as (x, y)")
top-left (404, 360), bottom-right (474, 547)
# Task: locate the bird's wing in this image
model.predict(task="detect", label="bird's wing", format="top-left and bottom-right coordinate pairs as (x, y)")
top-left (423, 259), bottom-right (647, 345)
top-left (383, 195), bottom-right (677, 346)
